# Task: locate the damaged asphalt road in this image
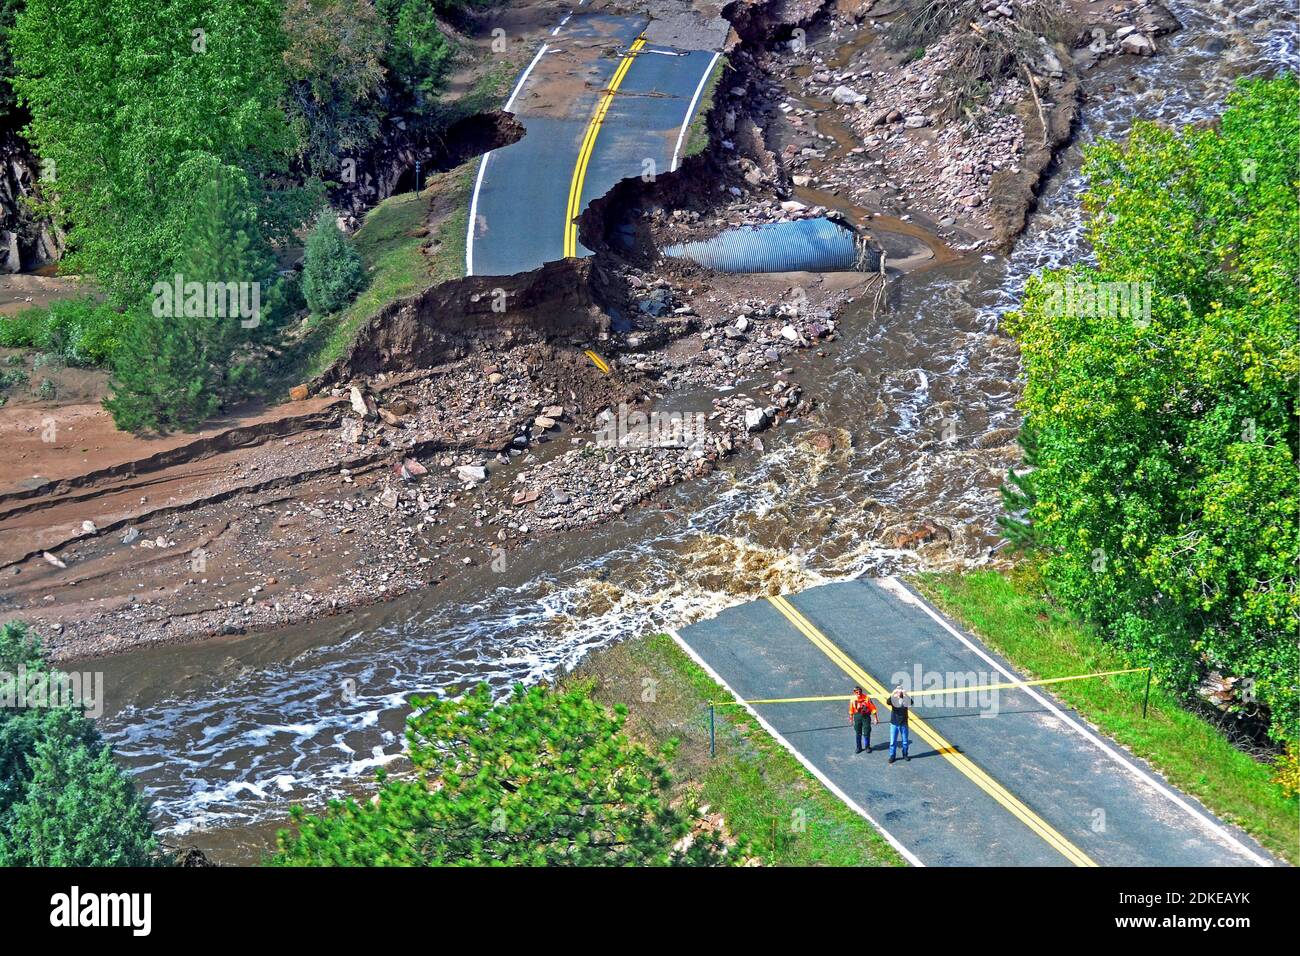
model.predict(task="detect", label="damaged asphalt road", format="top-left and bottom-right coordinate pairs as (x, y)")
top-left (467, 8), bottom-right (724, 276)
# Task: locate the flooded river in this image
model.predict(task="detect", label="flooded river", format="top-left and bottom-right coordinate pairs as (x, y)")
top-left (94, 0), bottom-right (1295, 863)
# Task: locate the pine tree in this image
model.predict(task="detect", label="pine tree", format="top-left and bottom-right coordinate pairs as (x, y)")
top-left (0, 737), bottom-right (160, 866)
top-left (273, 683), bottom-right (742, 866)
top-left (997, 420), bottom-right (1041, 550)
top-left (0, 621), bottom-right (161, 866)
top-left (104, 165), bottom-right (279, 433)
top-left (302, 212), bottom-right (367, 315)
top-left (102, 304), bottom-right (219, 433)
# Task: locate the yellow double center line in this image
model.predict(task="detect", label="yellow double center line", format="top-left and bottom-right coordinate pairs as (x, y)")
top-left (766, 594), bottom-right (1097, 867)
top-left (564, 36), bottom-right (646, 258)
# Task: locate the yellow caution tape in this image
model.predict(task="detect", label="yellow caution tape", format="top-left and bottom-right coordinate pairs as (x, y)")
top-left (763, 594), bottom-right (1098, 866)
top-left (584, 349), bottom-right (611, 374)
top-left (714, 666), bottom-right (1149, 707)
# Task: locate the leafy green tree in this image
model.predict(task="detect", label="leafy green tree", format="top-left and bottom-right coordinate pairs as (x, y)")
top-left (0, 0), bottom-right (23, 118)
top-left (301, 213), bottom-right (366, 315)
top-left (1005, 76), bottom-right (1299, 742)
top-left (0, 621), bottom-right (160, 866)
top-left (273, 683), bottom-right (740, 866)
top-left (11, 0), bottom-right (298, 305)
top-left (282, 0), bottom-right (388, 179)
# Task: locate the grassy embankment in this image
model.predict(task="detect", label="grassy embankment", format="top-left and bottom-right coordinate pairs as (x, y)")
top-left (295, 163), bottom-right (475, 379)
top-left (566, 632), bottom-right (907, 866)
top-left (294, 53), bottom-right (525, 379)
top-left (681, 55), bottom-right (728, 161)
top-left (914, 568), bottom-right (1298, 865)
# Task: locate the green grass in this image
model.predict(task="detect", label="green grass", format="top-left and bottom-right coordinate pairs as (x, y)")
top-left (463, 53), bottom-right (528, 113)
top-left (424, 166), bottom-right (475, 287)
top-left (296, 163), bottom-right (475, 379)
top-left (914, 568), bottom-right (1299, 865)
top-left (682, 55), bottom-right (728, 161)
top-left (567, 632), bottom-right (907, 866)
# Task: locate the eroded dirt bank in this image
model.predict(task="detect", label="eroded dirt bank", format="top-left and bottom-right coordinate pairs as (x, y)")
top-left (1, 0), bottom-right (1179, 660)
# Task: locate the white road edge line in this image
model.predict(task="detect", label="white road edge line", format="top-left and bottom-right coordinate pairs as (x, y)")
top-left (878, 575), bottom-right (1275, 866)
top-left (667, 627), bottom-right (924, 867)
top-left (465, 42), bottom-right (550, 276)
top-left (670, 51), bottom-right (721, 172)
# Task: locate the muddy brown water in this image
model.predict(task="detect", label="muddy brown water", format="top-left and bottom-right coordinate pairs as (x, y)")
top-left (84, 1), bottom-right (1293, 863)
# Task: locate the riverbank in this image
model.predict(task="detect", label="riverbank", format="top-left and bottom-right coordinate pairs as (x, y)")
top-left (564, 630), bottom-right (908, 865)
top-left (914, 567), bottom-right (1298, 865)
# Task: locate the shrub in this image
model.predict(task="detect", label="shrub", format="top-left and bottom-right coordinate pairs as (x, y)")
top-left (301, 213), bottom-right (367, 315)
top-left (1273, 744), bottom-right (1299, 800)
top-left (0, 307), bottom-right (46, 349)
top-left (0, 367), bottom-right (29, 391)
top-left (0, 297), bottom-right (128, 367)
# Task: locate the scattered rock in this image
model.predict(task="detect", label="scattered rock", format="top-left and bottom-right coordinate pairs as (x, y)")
top-left (744, 408), bottom-right (771, 433)
top-left (340, 419), bottom-right (364, 444)
top-left (349, 385), bottom-right (378, 419)
top-left (1119, 33), bottom-right (1155, 56)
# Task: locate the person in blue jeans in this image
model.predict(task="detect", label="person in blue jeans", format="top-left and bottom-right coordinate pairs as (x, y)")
top-left (888, 686), bottom-right (913, 764)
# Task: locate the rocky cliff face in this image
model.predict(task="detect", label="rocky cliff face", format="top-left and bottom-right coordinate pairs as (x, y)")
top-left (0, 126), bottom-right (63, 273)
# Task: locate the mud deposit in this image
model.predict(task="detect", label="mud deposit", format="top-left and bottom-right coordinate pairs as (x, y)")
top-left (3, 0), bottom-right (1292, 861)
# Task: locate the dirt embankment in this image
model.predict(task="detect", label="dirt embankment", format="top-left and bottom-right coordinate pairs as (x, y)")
top-left (1, 0), bottom-right (1177, 660)
top-left (587, 0), bottom-right (1177, 266)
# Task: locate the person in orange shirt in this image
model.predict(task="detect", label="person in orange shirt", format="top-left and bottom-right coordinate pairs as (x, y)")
top-left (849, 686), bottom-right (879, 754)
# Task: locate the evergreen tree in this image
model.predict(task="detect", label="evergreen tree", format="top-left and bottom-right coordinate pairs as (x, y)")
top-left (301, 213), bottom-right (366, 315)
top-left (1, 736), bottom-right (159, 866)
top-left (104, 166), bottom-right (280, 433)
top-left (273, 683), bottom-right (741, 866)
top-left (997, 421), bottom-right (1041, 550)
top-left (0, 621), bottom-right (161, 866)
top-left (377, 0), bottom-right (454, 111)
top-left (102, 303), bottom-right (218, 433)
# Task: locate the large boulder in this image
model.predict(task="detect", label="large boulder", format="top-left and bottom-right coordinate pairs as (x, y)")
top-left (1120, 33), bottom-right (1155, 56)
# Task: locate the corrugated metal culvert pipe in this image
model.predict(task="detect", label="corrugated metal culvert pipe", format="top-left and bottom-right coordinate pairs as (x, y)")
top-left (662, 217), bottom-right (884, 273)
